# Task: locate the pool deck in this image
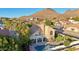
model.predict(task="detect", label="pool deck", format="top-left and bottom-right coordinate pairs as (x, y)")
top-left (29, 42), bottom-right (57, 51)
top-left (29, 42), bottom-right (48, 51)
top-left (30, 46), bottom-right (36, 51)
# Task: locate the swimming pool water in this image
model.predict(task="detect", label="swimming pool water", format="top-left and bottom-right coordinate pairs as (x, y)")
top-left (35, 45), bottom-right (45, 51)
top-left (35, 44), bottom-right (55, 51)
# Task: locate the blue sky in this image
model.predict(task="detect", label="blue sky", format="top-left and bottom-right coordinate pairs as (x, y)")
top-left (0, 8), bottom-right (78, 18)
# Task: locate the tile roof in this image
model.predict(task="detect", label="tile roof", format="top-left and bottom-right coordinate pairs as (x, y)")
top-left (0, 29), bottom-right (16, 36)
top-left (30, 24), bottom-right (42, 34)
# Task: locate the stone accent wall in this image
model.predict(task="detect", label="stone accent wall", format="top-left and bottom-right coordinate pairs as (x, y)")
top-left (37, 23), bottom-right (55, 42)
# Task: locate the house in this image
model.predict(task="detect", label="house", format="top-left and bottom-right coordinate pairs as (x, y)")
top-left (30, 24), bottom-right (48, 45)
top-left (30, 23), bottom-right (55, 44)
top-left (44, 25), bottom-right (55, 42)
top-left (37, 23), bottom-right (56, 42)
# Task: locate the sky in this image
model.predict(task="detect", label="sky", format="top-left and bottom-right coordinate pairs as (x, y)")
top-left (0, 8), bottom-right (78, 18)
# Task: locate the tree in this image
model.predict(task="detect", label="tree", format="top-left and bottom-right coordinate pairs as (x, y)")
top-left (0, 35), bottom-right (19, 51)
top-left (45, 18), bottom-right (55, 28)
top-left (3, 18), bottom-right (31, 51)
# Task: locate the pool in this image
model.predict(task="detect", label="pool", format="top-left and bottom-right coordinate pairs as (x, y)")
top-left (35, 44), bottom-right (55, 51)
top-left (35, 45), bottom-right (45, 51)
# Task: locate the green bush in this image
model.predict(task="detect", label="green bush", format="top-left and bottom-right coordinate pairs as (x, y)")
top-left (56, 34), bottom-right (64, 42)
top-left (72, 17), bottom-right (79, 21)
top-left (0, 35), bottom-right (19, 51)
top-left (64, 40), bottom-right (71, 46)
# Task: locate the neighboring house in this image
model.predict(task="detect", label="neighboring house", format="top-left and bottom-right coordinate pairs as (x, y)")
top-left (55, 21), bottom-right (63, 29)
top-left (69, 17), bottom-right (79, 24)
top-left (59, 20), bottom-right (71, 25)
top-left (58, 19), bottom-right (79, 33)
top-left (69, 20), bottom-right (79, 24)
top-left (66, 27), bottom-right (79, 32)
top-left (0, 20), bottom-right (4, 30)
top-left (64, 24), bottom-right (79, 32)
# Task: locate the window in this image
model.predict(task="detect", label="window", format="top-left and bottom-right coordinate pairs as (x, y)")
top-left (50, 31), bottom-right (53, 35)
top-left (35, 34), bottom-right (39, 36)
top-left (43, 38), bottom-right (48, 42)
top-left (37, 38), bottom-right (42, 42)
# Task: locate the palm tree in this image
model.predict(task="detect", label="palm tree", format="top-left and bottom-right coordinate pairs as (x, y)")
top-left (44, 18), bottom-right (55, 28)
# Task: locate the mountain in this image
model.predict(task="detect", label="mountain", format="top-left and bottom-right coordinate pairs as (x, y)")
top-left (31, 8), bottom-right (60, 19)
top-left (20, 9), bottom-right (79, 21)
top-left (64, 9), bottom-right (79, 17)
top-left (19, 8), bottom-right (61, 22)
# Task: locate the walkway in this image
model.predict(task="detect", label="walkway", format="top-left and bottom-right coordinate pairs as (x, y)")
top-left (47, 41), bottom-right (79, 51)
